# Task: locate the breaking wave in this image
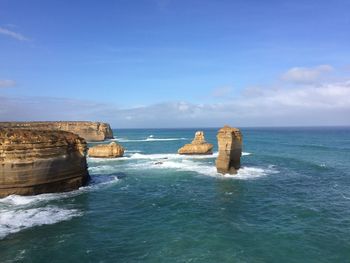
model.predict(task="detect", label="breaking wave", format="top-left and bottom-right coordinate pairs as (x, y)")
top-left (0, 205), bottom-right (81, 239)
top-left (113, 136), bottom-right (188, 142)
top-left (0, 174), bottom-right (120, 239)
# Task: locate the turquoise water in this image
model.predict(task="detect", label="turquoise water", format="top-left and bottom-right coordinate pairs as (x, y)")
top-left (1, 127), bottom-right (350, 262)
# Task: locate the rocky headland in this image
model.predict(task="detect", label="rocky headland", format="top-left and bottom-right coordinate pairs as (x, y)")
top-left (0, 121), bottom-right (113, 141)
top-left (0, 128), bottom-right (89, 197)
top-left (216, 125), bottom-right (242, 174)
top-left (88, 142), bottom-right (125, 158)
top-left (178, 131), bottom-right (213, 155)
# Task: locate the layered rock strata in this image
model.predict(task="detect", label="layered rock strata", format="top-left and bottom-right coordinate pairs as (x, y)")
top-left (0, 121), bottom-right (113, 141)
top-left (88, 142), bottom-right (124, 158)
top-left (216, 125), bottom-right (242, 174)
top-left (178, 131), bottom-right (213, 155)
top-left (0, 128), bottom-right (89, 197)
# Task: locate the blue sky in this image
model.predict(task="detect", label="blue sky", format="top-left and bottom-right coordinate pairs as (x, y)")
top-left (0, 0), bottom-right (350, 127)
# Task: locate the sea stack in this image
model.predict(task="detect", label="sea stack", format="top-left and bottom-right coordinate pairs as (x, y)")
top-left (0, 121), bottom-right (113, 141)
top-left (88, 142), bottom-right (125, 158)
top-left (178, 131), bottom-right (213, 155)
top-left (216, 125), bottom-right (242, 174)
top-left (0, 128), bottom-right (89, 197)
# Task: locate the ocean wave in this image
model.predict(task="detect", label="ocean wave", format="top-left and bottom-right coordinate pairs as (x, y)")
top-left (0, 173), bottom-right (120, 239)
top-left (0, 206), bottom-right (81, 239)
top-left (129, 152), bottom-right (218, 160)
top-left (88, 156), bottom-right (130, 163)
top-left (129, 151), bottom-right (251, 159)
top-left (128, 155), bottom-right (275, 179)
top-left (114, 136), bottom-right (188, 142)
top-left (88, 152), bottom-right (251, 164)
top-left (0, 192), bottom-right (76, 207)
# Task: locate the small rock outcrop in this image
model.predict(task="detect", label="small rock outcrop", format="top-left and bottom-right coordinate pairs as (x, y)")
top-left (216, 125), bottom-right (242, 174)
top-left (0, 121), bottom-right (113, 141)
top-left (88, 142), bottom-right (124, 158)
top-left (0, 128), bottom-right (89, 197)
top-left (178, 131), bottom-right (213, 155)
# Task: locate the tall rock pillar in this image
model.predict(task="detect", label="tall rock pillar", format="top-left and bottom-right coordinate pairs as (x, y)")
top-left (216, 125), bottom-right (242, 174)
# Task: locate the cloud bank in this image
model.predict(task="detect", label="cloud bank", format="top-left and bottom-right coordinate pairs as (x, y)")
top-left (1, 65), bottom-right (349, 128)
top-left (0, 79), bottom-right (16, 88)
top-left (281, 65), bottom-right (333, 84)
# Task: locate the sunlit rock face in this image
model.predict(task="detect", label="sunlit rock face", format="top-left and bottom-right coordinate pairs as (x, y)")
top-left (178, 131), bottom-right (213, 155)
top-left (0, 128), bottom-right (89, 197)
top-left (216, 125), bottom-right (242, 174)
top-left (88, 142), bottom-right (125, 158)
top-left (0, 121), bottom-right (113, 141)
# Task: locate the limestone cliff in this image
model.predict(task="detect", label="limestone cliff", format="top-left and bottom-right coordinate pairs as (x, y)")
top-left (88, 142), bottom-right (124, 158)
top-left (216, 125), bottom-right (242, 174)
top-left (178, 131), bottom-right (213, 155)
top-left (0, 121), bottom-right (113, 141)
top-left (0, 128), bottom-right (89, 197)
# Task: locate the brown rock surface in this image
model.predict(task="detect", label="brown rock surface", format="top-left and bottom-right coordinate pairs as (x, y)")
top-left (0, 121), bottom-right (113, 141)
top-left (88, 142), bottom-right (124, 158)
top-left (0, 128), bottom-right (89, 197)
top-left (178, 131), bottom-right (213, 155)
top-left (216, 125), bottom-right (242, 174)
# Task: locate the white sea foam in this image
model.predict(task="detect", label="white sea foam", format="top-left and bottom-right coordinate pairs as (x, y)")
top-left (127, 152), bottom-right (275, 179)
top-left (114, 137), bottom-right (187, 142)
top-left (88, 152), bottom-right (251, 164)
top-left (88, 165), bottom-right (124, 177)
top-left (129, 152), bottom-right (218, 160)
top-left (88, 156), bottom-right (130, 163)
top-left (0, 173), bottom-right (120, 239)
top-left (125, 150), bottom-right (142, 153)
top-left (129, 152), bottom-right (250, 160)
top-left (87, 175), bottom-right (120, 188)
top-left (0, 191), bottom-right (82, 207)
top-left (0, 206), bottom-right (81, 239)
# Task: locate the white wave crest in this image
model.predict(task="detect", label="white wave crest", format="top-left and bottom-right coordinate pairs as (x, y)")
top-left (115, 137), bottom-right (187, 142)
top-left (0, 190), bottom-right (83, 207)
top-left (129, 152), bottom-right (250, 160)
top-left (129, 152), bottom-right (218, 160)
top-left (0, 206), bottom-right (81, 239)
top-left (128, 154), bottom-right (275, 179)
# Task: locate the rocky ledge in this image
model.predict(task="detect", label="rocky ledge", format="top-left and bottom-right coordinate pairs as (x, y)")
top-left (0, 121), bottom-right (113, 141)
top-left (0, 128), bottom-right (89, 197)
top-left (216, 125), bottom-right (242, 174)
top-left (178, 131), bottom-right (213, 155)
top-left (88, 142), bottom-right (124, 158)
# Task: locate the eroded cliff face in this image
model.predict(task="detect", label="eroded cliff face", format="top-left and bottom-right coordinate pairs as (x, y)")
top-left (178, 131), bottom-right (213, 155)
top-left (216, 125), bottom-right (242, 174)
top-left (88, 142), bottom-right (125, 158)
top-left (0, 121), bottom-right (113, 141)
top-left (0, 128), bottom-right (89, 197)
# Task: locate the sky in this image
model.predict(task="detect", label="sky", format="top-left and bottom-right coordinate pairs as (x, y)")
top-left (0, 0), bottom-right (349, 128)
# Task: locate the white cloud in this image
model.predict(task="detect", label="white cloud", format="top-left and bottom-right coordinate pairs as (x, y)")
top-left (211, 86), bottom-right (232, 97)
top-left (0, 26), bottom-right (29, 41)
top-left (1, 80), bottom-right (349, 127)
top-left (1, 65), bottom-right (349, 127)
top-left (281, 65), bottom-right (333, 84)
top-left (0, 79), bottom-right (16, 88)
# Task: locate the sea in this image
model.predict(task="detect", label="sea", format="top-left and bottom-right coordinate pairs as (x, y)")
top-left (1, 127), bottom-right (350, 262)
